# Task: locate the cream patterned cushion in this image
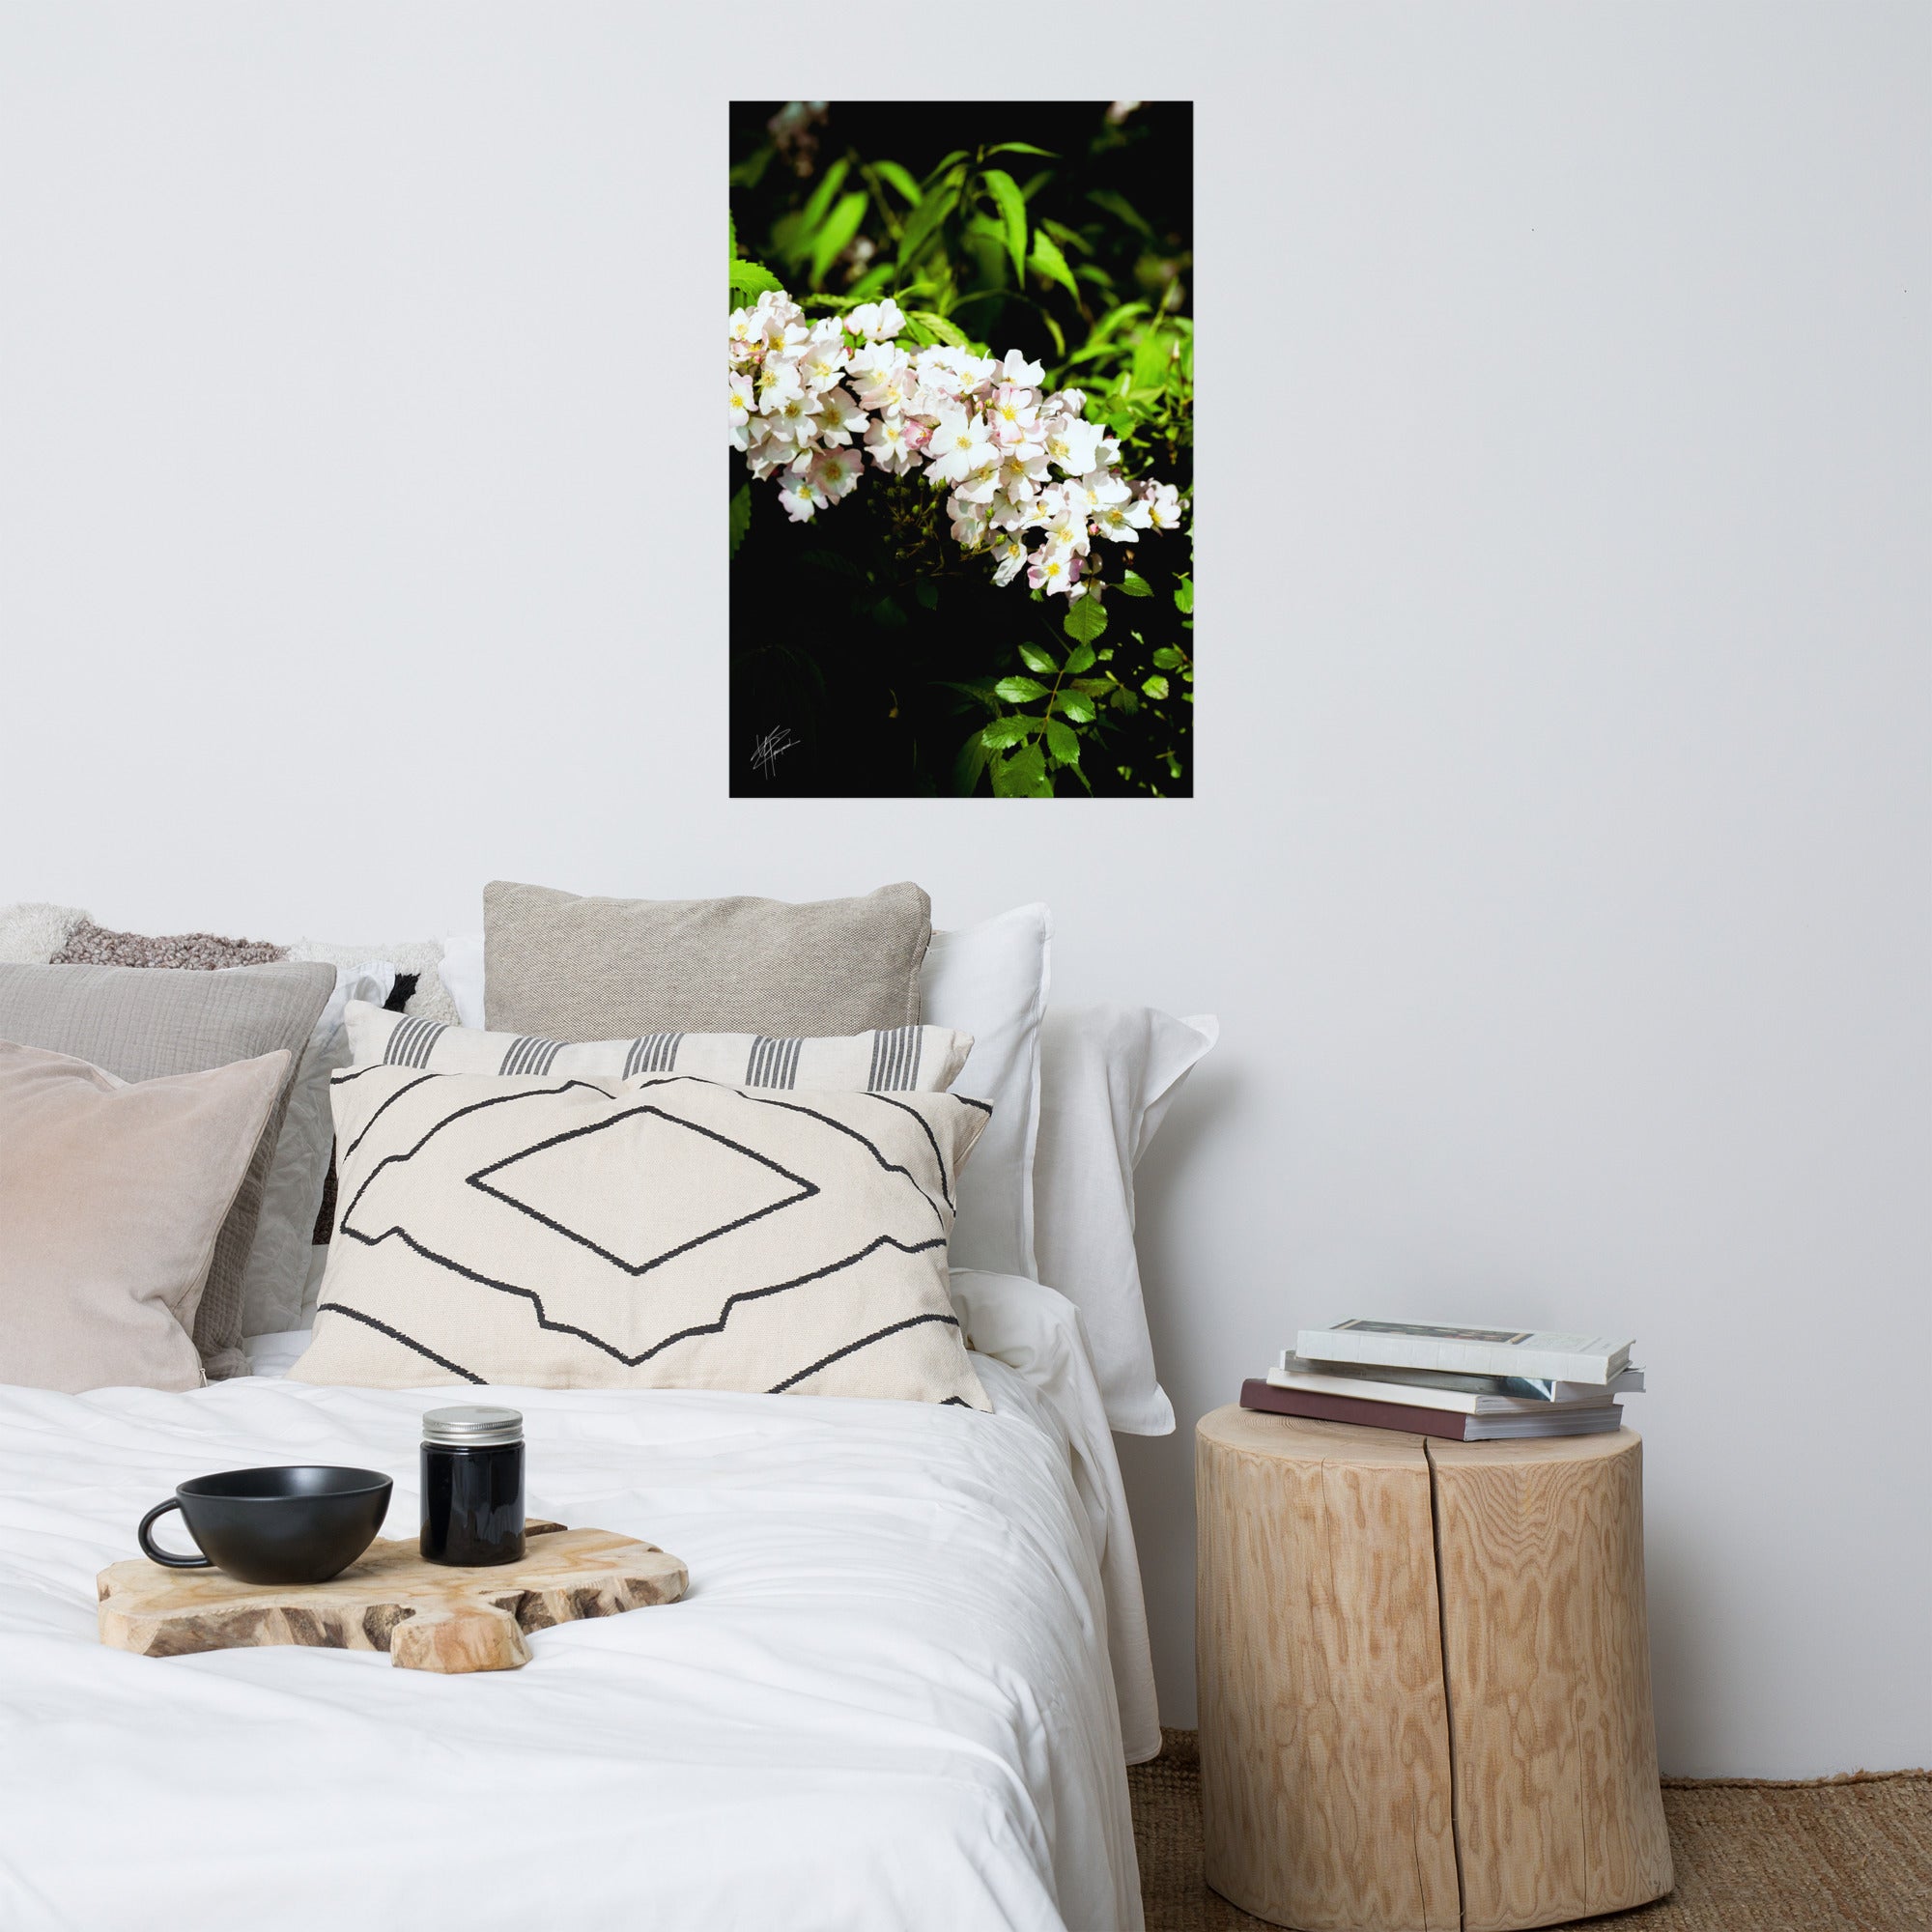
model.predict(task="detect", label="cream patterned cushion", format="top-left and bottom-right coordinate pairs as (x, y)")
top-left (288, 1065), bottom-right (991, 1406)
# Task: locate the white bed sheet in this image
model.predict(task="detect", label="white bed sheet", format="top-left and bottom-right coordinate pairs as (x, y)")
top-left (0, 1305), bottom-right (1148, 1931)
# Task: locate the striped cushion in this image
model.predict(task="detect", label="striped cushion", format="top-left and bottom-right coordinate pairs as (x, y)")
top-left (344, 1003), bottom-right (974, 1094)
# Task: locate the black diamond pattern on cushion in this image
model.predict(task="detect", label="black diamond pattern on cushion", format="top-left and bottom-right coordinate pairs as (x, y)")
top-left (467, 1105), bottom-right (817, 1275)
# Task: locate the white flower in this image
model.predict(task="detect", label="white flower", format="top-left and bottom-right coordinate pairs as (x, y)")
top-left (794, 330), bottom-right (846, 393)
top-left (729, 282), bottom-right (1184, 598)
top-left (809, 384), bottom-right (867, 447)
top-left (1042, 416), bottom-right (1103, 477)
top-left (949, 495), bottom-right (990, 550)
top-left (728, 371), bottom-right (755, 447)
top-left (1094, 496), bottom-right (1152, 541)
top-left (865, 412), bottom-right (920, 476)
top-left (778, 472), bottom-right (822, 522)
top-left (810, 446), bottom-right (864, 502)
top-left (1141, 479), bottom-right (1185, 530)
top-left (851, 348), bottom-right (916, 416)
top-left (985, 383), bottom-right (1040, 445)
top-left (846, 297), bottom-right (906, 343)
top-left (924, 409), bottom-right (994, 486)
top-left (754, 355), bottom-right (805, 413)
top-left (1072, 466), bottom-right (1131, 516)
top-left (952, 456), bottom-right (1002, 506)
top-left (1027, 543), bottom-right (1082, 597)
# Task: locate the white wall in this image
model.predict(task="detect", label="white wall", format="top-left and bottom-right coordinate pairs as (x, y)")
top-left (2, 4), bottom-right (1925, 1776)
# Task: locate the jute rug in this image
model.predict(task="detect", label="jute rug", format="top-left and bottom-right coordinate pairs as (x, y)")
top-left (1128, 1730), bottom-right (1931, 1932)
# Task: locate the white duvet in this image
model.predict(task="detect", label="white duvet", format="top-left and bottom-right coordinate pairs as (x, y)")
top-left (0, 1272), bottom-right (1151, 1932)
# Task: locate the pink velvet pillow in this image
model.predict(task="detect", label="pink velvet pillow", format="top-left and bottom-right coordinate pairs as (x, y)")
top-left (0, 1040), bottom-right (290, 1392)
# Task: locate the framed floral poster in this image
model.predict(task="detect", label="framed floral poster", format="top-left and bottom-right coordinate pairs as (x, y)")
top-left (728, 101), bottom-right (1193, 797)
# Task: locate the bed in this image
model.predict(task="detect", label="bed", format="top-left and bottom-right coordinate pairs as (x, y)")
top-left (0, 1269), bottom-right (1154, 1932)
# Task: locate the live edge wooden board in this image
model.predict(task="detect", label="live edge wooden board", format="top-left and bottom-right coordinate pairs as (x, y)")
top-left (1195, 1407), bottom-right (1672, 1932)
top-left (98, 1523), bottom-right (688, 1674)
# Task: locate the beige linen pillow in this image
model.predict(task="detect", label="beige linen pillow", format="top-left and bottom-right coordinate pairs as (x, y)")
top-left (289, 1065), bottom-right (990, 1406)
top-left (0, 1041), bottom-right (291, 1393)
top-left (483, 881), bottom-right (931, 1039)
top-left (0, 960), bottom-right (334, 1378)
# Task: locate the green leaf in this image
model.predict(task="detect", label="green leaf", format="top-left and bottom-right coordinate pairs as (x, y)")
top-left (1151, 646), bottom-right (1186, 670)
top-left (1054, 691), bottom-right (1097, 724)
top-left (1142, 674), bottom-right (1171, 699)
top-left (984, 142), bottom-right (1058, 159)
top-left (914, 579), bottom-right (939, 611)
top-left (908, 309), bottom-right (972, 349)
top-left (1132, 326), bottom-right (1173, 394)
top-left (1110, 687), bottom-right (1140, 714)
top-left (727, 211), bottom-right (737, 261)
top-left (798, 158), bottom-right (850, 237)
top-left (1174, 575), bottom-right (1193, 614)
top-left (979, 718), bottom-right (1033, 751)
top-left (1017, 642), bottom-right (1058, 676)
top-left (1029, 227), bottom-right (1080, 301)
top-left (1044, 718), bottom-right (1081, 765)
top-left (1063, 596), bottom-right (1108, 645)
top-left (1041, 218), bottom-right (1092, 254)
top-left (874, 160), bottom-right (923, 206)
top-left (994, 743), bottom-right (1054, 798)
top-left (727, 258), bottom-right (784, 304)
top-left (896, 181), bottom-right (961, 275)
top-left (993, 675), bottom-right (1049, 703)
top-left (980, 168), bottom-right (1029, 284)
top-left (872, 595), bottom-right (907, 629)
top-left (922, 150), bottom-right (969, 186)
top-left (1063, 643), bottom-right (1096, 675)
top-left (809, 190), bottom-right (869, 286)
top-left (727, 484), bottom-right (751, 559)
top-left (1119, 570), bottom-right (1153, 598)
top-left (1086, 187), bottom-right (1154, 238)
top-left (953, 729), bottom-right (991, 796)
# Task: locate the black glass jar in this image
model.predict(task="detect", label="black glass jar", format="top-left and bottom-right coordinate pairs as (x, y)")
top-left (420, 1406), bottom-right (525, 1567)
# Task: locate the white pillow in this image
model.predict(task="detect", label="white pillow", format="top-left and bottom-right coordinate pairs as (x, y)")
top-left (238, 962), bottom-right (394, 1338)
top-left (1032, 1005), bottom-right (1217, 1435)
top-left (439, 929), bottom-right (486, 1028)
top-left (920, 905), bottom-right (1052, 1281)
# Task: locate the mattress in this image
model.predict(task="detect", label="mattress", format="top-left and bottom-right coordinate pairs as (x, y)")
top-left (0, 1277), bottom-right (1149, 1932)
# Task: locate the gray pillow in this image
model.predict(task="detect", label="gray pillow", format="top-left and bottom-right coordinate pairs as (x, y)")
top-left (0, 959), bottom-right (334, 1379)
top-left (483, 881), bottom-right (931, 1039)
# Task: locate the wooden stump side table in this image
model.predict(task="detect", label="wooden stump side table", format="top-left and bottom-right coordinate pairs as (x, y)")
top-left (1195, 1406), bottom-right (1672, 1932)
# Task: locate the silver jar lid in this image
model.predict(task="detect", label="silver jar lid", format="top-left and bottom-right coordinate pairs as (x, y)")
top-left (422, 1405), bottom-right (523, 1447)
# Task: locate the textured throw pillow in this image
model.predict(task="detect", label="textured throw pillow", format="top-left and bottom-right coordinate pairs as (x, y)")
top-left (0, 1041), bottom-right (291, 1393)
top-left (0, 960), bottom-right (335, 1378)
top-left (51, 919), bottom-right (285, 969)
top-left (921, 904), bottom-right (1052, 1281)
top-left (288, 1067), bottom-right (990, 1406)
top-left (344, 1000), bottom-right (973, 1092)
top-left (288, 936), bottom-right (461, 1024)
top-left (483, 881), bottom-right (931, 1039)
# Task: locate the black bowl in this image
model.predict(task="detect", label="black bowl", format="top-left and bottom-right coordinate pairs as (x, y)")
top-left (138, 1466), bottom-right (392, 1585)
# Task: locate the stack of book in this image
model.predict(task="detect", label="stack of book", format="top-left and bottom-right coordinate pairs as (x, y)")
top-left (1240, 1319), bottom-right (1643, 1440)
